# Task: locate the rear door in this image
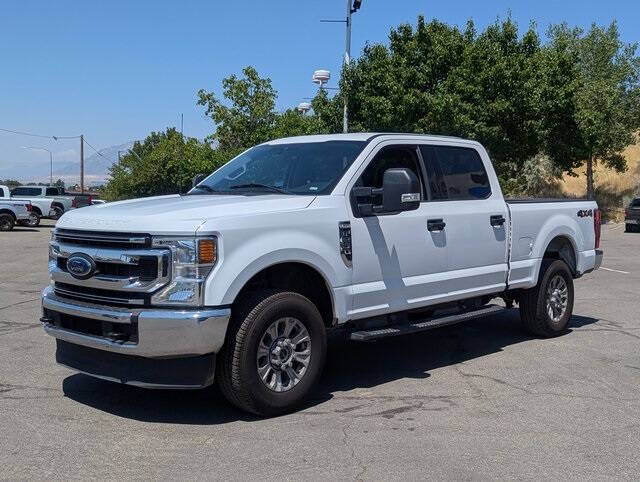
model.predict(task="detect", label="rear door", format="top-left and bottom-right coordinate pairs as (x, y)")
top-left (419, 144), bottom-right (509, 299)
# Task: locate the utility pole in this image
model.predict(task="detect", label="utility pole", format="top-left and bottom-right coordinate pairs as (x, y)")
top-left (343, 0), bottom-right (352, 133)
top-left (180, 113), bottom-right (184, 136)
top-left (80, 134), bottom-right (84, 193)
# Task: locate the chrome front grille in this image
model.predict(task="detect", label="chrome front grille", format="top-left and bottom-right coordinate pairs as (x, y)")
top-left (54, 229), bottom-right (151, 249)
top-left (50, 230), bottom-right (170, 306)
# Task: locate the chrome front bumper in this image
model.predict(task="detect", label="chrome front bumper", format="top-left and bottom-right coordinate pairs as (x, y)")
top-left (41, 285), bottom-right (231, 358)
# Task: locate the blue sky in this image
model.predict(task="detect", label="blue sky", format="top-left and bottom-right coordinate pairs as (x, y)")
top-left (1, 0), bottom-right (638, 182)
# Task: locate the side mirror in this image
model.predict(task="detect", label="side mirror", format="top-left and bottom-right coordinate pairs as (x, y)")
top-left (381, 168), bottom-right (421, 213)
top-left (192, 173), bottom-right (207, 188)
top-left (353, 168), bottom-right (421, 216)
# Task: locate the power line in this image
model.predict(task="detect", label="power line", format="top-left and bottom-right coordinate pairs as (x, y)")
top-left (82, 137), bottom-right (118, 164)
top-left (0, 127), bottom-right (81, 140)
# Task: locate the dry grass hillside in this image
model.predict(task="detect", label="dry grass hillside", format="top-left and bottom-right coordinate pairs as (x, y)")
top-left (558, 139), bottom-right (640, 221)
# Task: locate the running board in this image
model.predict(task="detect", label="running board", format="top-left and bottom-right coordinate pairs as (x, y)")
top-left (349, 304), bottom-right (505, 342)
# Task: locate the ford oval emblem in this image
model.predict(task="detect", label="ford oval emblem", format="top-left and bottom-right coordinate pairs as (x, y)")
top-left (66, 253), bottom-right (96, 280)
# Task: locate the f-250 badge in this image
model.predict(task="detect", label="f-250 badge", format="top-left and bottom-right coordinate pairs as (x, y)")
top-left (577, 209), bottom-right (593, 217)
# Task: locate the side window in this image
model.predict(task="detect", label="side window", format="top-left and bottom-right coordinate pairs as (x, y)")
top-left (431, 146), bottom-right (491, 200)
top-left (0, 188), bottom-right (4, 197)
top-left (46, 188), bottom-right (58, 196)
top-left (357, 145), bottom-right (425, 197)
top-left (12, 187), bottom-right (41, 196)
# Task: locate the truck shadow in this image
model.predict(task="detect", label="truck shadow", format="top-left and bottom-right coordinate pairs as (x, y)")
top-left (62, 310), bottom-right (599, 424)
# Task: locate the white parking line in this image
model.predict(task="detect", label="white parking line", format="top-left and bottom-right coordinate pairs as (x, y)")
top-left (600, 267), bottom-right (630, 274)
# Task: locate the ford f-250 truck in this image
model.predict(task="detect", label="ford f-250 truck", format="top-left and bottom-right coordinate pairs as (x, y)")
top-left (10, 185), bottom-right (85, 219)
top-left (42, 134), bottom-right (603, 415)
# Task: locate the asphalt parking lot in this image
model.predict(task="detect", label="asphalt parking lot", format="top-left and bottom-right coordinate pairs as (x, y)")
top-left (1, 220), bottom-right (639, 480)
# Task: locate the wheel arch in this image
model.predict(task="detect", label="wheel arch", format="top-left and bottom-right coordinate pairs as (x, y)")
top-left (225, 259), bottom-right (336, 328)
top-left (0, 209), bottom-right (17, 221)
top-left (541, 235), bottom-right (577, 277)
top-left (51, 201), bottom-right (64, 212)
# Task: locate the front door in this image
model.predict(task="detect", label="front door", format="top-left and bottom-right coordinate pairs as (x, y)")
top-left (347, 143), bottom-right (449, 320)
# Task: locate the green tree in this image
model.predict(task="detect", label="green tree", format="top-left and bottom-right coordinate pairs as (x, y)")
top-left (197, 66), bottom-right (278, 151)
top-left (341, 16), bottom-right (545, 187)
top-left (103, 128), bottom-right (222, 201)
top-left (53, 179), bottom-right (65, 189)
top-left (545, 23), bottom-right (640, 199)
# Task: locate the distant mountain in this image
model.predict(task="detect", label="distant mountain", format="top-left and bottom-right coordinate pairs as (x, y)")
top-left (53, 141), bottom-right (135, 184)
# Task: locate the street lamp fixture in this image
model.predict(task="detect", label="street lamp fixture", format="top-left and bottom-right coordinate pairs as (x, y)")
top-left (312, 69), bottom-right (331, 88)
top-left (297, 102), bottom-right (312, 114)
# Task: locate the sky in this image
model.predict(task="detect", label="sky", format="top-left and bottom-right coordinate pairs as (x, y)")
top-left (1, 0), bottom-right (639, 182)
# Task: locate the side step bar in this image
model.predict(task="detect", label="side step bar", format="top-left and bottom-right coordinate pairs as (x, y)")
top-left (349, 304), bottom-right (505, 342)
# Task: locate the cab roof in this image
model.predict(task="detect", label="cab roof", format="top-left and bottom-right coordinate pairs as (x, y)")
top-left (265, 132), bottom-right (467, 145)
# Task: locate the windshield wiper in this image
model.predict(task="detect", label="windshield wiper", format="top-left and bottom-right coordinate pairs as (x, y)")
top-left (229, 183), bottom-right (292, 195)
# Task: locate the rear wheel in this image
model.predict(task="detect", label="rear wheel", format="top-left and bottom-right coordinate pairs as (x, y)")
top-left (0, 213), bottom-right (15, 231)
top-left (19, 213), bottom-right (40, 227)
top-left (519, 259), bottom-right (574, 337)
top-left (626, 223), bottom-right (632, 233)
top-left (217, 290), bottom-right (327, 416)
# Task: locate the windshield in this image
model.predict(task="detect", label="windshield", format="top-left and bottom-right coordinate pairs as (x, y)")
top-left (191, 140), bottom-right (366, 195)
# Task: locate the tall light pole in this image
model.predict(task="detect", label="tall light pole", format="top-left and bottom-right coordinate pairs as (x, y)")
top-left (22, 146), bottom-right (53, 186)
top-left (321, 0), bottom-right (363, 133)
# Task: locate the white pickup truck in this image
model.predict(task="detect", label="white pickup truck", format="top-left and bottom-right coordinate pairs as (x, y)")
top-left (0, 196), bottom-right (31, 231)
top-left (42, 134), bottom-right (602, 415)
top-left (10, 185), bottom-right (76, 219)
top-left (0, 184), bottom-right (57, 226)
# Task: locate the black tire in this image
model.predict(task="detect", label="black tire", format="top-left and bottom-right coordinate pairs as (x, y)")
top-left (217, 290), bottom-right (327, 416)
top-left (625, 224), bottom-right (632, 233)
top-left (51, 207), bottom-right (63, 220)
top-left (519, 259), bottom-right (574, 337)
top-left (0, 213), bottom-right (15, 231)
top-left (21, 213), bottom-right (41, 227)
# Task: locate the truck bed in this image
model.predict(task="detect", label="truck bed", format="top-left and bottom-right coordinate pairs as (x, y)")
top-left (506, 198), bottom-right (598, 289)
top-left (506, 198), bottom-right (588, 204)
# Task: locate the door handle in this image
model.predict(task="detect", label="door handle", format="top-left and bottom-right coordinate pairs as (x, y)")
top-left (490, 215), bottom-right (506, 227)
top-left (427, 218), bottom-right (446, 231)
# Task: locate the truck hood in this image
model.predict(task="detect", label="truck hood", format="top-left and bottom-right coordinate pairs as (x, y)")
top-left (56, 194), bottom-right (316, 235)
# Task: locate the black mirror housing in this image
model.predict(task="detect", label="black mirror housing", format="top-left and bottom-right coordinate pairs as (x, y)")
top-left (192, 173), bottom-right (207, 188)
top-left (381, 168), bottom-right (421, 213)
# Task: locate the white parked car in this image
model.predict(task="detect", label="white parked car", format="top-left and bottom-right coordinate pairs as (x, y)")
top-left (42, 133), bottom-right (602, 415)
top-left (0, 185), bottom-right (52, 227)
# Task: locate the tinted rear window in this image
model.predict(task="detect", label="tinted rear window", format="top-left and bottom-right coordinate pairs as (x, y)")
top-left (12, 187), bottom-right (42, 196)
top-left (420, 146), bottom-right (491, 200)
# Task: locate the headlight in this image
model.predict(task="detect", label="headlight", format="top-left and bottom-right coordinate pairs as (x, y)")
top-left (151, 236), bottom-right (218, 306)
top-left (49, 231), bottom-right (59, 274)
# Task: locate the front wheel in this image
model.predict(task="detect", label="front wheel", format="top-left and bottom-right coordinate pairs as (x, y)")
top-left (50, 207), bottom-right (63, 220)
top-left (519, 259), bottom-right (574, 337)
top-left (217, 290), bottom-right (327, 416)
